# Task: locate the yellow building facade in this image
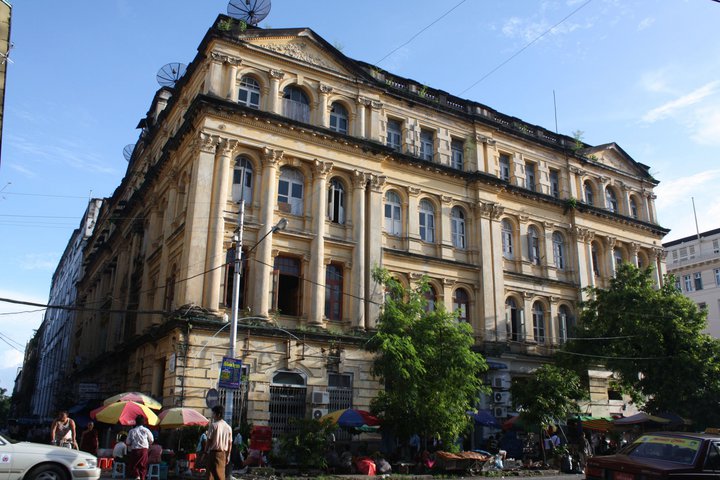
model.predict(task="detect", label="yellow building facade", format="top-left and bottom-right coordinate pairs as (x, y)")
top-left (69, 18), bottom-right (668, 430)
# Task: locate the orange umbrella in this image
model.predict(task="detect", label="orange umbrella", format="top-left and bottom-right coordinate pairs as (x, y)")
top-left (103, 392), bottom-right (162, 410)
top-left (157, 408), bottom-right (209, 429)
top-left (91, 401), bottom-right (159, 426)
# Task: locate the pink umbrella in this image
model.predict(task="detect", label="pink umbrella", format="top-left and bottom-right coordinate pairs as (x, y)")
top-left (157, 407), bottom-right (209, 429)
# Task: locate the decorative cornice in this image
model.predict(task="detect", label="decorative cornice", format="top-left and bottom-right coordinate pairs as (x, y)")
top-left (352, 170), bottom-right (370, 189)
top-left (371, 100), bottom-right (383, 109)
top-left (262, 147), bottom-right (284, 166)
top-left (357, 96), bottom-right (372, 107)
top-left (313, 159), bottom-right (333, 177)
top-left (370, 174), bottom-right (386, 191)
top-left (218, 138), bottom-right (239, 156)
top-left (319, 84), bottom-right (333, 94)
top-left (605, 236), bottom-right (617, 249)
top-left (407, 186), bottom-right (421, 196)
top-left (478, 201), bottom-right (504, 219)
top-left (269, 68), bottom-right (285, 79)
top-left (441, 195), bottom-right (453, 205)
top-left (210, 52), bottom-right (242, 66)
top-left (256, 41), bottom-right (336, 71)
top-left (195, 132), bottom-right (219, 154)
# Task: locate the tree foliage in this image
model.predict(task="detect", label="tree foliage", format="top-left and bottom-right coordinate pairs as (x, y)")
top-left (276, 418), bottom-right (337, 470)
top-left (510, 364), bottom-right (587, 427)
top-left (366, 268), bottom-right (489, 450)
top-left (559, 263), bottom-right (720, 428)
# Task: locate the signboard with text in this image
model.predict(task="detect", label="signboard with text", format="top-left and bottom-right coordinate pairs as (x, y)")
top-left (218, 356), bottom-right (243, 389)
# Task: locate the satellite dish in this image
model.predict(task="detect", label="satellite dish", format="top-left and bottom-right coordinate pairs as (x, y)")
top-left (156, 62), bottom-right (187, 88)
top-left (123, 144), bottom-right (136, 162)
top-left (227, 0), bottom-right (271, 26)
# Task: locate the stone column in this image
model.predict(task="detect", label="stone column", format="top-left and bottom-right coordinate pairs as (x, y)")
top-left (474, 135), bottom-right (491, 173)
top-left (647, 193), bottom-right (658, 223)
top-left (351, 170), bottom-right (369, 330)
top-left (630, 242), bottom-right (640, 267)
top-left (548, 299), bottom-right (558, 347)
top-left (479, 201), bottom-right (505, 342)
top-left (407, 186), bottom-right (421, 253)
top-left (606, 236), bottom-right (617, 277)
top-left (253, 148), bottom-right (283, 317)
top-left (269, 69), bottom-right (285, 115)
top-left (356, 97), bottom-right (369, 138)
top-left (543, 222), bottom-right (555, 278)
top-left (365, 174), bottom-right (386, 327)
top-left (206, 53), bottom-right (226, 97)
top-left (568, 166), bottom-right (581, 200)
top-left (319, 84), bottom-right (332, 128)
top-left (573, 227), bottom-right (593, 299)
top-left (518, 216), bottom-right (531, 275)
top-left (225, 56), bottom-right (242, 101)
top-left (309, 160), bottom-right (333, 326)
top-left (180, 133), bottom-right (218, 305)
top-left (368, 101), bottom-right (383, 142)
top-left (203, 138), bottom-right (237, 311)
top-left (440, 195), bottom-right (453, 258)
top-left (650, 248), bottom-right (666, 287)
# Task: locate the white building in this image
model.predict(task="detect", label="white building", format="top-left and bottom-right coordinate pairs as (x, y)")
top-left (664, 227), bottom-right (720, 337)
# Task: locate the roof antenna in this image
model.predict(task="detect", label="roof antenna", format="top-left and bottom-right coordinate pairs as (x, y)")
top-left (553, 90), bottom-right (559, 134)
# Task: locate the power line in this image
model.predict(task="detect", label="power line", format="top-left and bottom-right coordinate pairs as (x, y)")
top-left (558, 350), bottom-right (671, 361)
top-left (375, 0), bottom-right (469, 66)
top-left (3, 192), bottom-right (91, 199)
top-left (0, 308), bottom-right (46, 316)
top-left (460, 0), bottom-right (593, 95)
top-left (0, 331), bottom-right (26, 350)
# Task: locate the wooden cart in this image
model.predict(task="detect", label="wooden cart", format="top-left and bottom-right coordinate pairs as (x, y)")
top-left (434, 451), bottom-right (493, 474)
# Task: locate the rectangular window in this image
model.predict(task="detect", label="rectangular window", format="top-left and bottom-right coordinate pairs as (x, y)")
top-left (324, 264), bottom-right (343, 321)
top-left (499, 154), bottom-right (511, 181)
top-left (420, 129), bottom-right (434, 161)
top-left (695, 272), bottom-right (703, 291)
top-left (525, 162), bottom-right (536, 191)
top-left (698, 302), bottom-right (707, 311)
top-left (684, 274), bottom-right (693, 292)
top-left (715, 268), bottom-right (720, 286)
top-left (549, 169), bottom-right (560, 198)
top-left (672, 250), bottom-right (678, 263)
top-left (679, 247), bottom-right (688, 260)
top-left (675, 279), bottom-right (681, 292)
top-left (451, 139), bottom-right (464, 170)
top-left (714, 240), bottom-right (720, 254)
top-left (387, 119), bottom-right (402, 151)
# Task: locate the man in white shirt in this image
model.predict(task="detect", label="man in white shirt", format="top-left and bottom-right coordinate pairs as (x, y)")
top-left (126, 416), bottom-right (154, 480)
top-left (205, 405), bottom-right (232, 480)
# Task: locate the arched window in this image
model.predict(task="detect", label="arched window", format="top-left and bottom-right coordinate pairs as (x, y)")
top-left (506, 297), bottom-right (523, 342)
top-left (384, 191), bottom-right (402, 236)
top-left (552, 232), bottom-right (565, 270)
top-left (450, 207), bottom-right (466, 249)
top-left (282, 86), bottom-right (310, 123)
top-left (584, 181), bottom-right (594, 205)
top-left (419, 199), bottom-right (435, 243)
top-left (329, 103), bottom-right (348, 134)
top-left (232, 157), bottom-right (253, 204)
top-left (532, 301), bottom-right (545, 344)
top-left (453, 288), bottom-right (469, 322)
top-left (606, 187), bottom-right (618, 212)
top-left (528, 226), bottom-right (541, 265)
top-left (238, 76), bottom-right (260, 109)
top-left (502, 219), bottom-right (514, 259)
top-left (629, 197), bottom-right (639, 219)
top-left (558, 305), bottom-right (574, 343)
top-left (278, 167), bottom-right (304, 216)
top-left (425, 285), bottom-right (437, 312)
top-left (324, 264), bottom-right (343, 321)
top-left (327, 179), bottom-right (345, 224)
top-left (614, 249), bottom-right (624, 268)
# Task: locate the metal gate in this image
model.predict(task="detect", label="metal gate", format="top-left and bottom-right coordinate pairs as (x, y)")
top-left (329, 387), bottom-right (353, 441)
top-left (218, 383), bottom-right (248, 428)
top-left (269, 385), bottom-right (307, 437)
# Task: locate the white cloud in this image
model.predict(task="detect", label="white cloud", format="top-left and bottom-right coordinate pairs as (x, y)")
top-left (689, 107), bottom-right (720, 146)
top-left (0, 350), bottom-right (23, 370)
top-left (7, 135), bottom-right (118, 175)
top-left (638, 69), bottom-right (675, 94)
top-left (637, 17), bottom-right (655, 31)
top-left (7, 163), bottom-right (37, 178)
top-left (0, 289), bottom-right (46, 390)
top-left (19, 253), bottom-right (60, 271)
top-left (655, 168), bottom-right (720, 210)
top-left (642, 81), bottom-right (720, 123)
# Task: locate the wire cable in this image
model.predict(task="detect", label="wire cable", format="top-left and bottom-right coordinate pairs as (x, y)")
top-left (375, 0), bottom-right (469, 66)
top-left (460, 0), bottom-right (593, 95)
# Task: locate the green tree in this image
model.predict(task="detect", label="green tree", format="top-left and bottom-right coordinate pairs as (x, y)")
top-left (559, 263), bottom-right (720, 428)
top-left (510, 364), bottom-right (587, 428)
top-left (0, 387), bottom-right (10, 426)
top-left (276, 418), bottom-right (336, 470)
top-left (366, 268), bottom-right (489, 450)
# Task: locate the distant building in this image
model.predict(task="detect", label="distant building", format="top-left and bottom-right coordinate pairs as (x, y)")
top-left (30, 199), bottom-right (102, 420)
top-left (26, 15), bottom-right (667, 430)
top-left (664, 228), bottom-right (720, 337)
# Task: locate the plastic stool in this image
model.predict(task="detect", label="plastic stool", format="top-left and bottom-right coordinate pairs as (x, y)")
top-left (112, 462), bottom-right (125, 479)
top-left (147, 463), bottom-right (160, 480)
top-left (99, 458), bottom-right (113, 470)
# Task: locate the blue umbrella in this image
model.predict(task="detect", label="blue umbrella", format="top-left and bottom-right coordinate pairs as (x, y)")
top-left (467, 410), bottom-right (500, 428)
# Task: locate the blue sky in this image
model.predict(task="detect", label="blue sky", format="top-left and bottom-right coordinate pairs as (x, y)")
top-left (1, 0), bottom-right (719, 391)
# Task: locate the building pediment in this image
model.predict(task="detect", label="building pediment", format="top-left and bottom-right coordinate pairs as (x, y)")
top-left (580, 142), bottom-right (653, 180)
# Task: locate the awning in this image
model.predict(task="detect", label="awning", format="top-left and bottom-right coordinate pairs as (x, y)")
top-left (577, 415), bottom-right (614, 432)
top-left (613, 412), bottom-right (671, 425)
top-left (487, 361), bottom-right (508, 370)
top-left (467, 410), bottom-right (500, 428)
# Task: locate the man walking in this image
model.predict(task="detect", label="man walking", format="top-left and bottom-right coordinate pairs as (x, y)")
top-left (205, 405), bottom-right (232, 480)
top-left (126, 415), bottom-right (154, 480)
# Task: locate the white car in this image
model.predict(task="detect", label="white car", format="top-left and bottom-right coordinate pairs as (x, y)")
top-left (0, 434), bottom-right (100, 480)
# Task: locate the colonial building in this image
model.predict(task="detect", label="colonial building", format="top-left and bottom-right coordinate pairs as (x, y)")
top-left (62, 15), bottom-right (667, 431)
top-left (29, 199), bottom-right (102, 420)
top-left (664, 227), bottom-right (720, 338)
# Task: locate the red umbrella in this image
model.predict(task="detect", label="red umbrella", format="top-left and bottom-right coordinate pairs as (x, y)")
top-left (157, 408), bottom-right (209, 429)
top-left (90, 401), bottom-right (159, 426)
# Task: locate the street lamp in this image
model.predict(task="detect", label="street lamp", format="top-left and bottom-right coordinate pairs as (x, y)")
top-left (224, 189), bottom-right (287, 423)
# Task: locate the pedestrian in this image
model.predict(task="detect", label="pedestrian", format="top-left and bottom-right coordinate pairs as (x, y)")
top-left (50, 411), bottom-right (77, 449)
top-left (79, 421), bottom-right (99, 455)
top-left (204, 405), bottom-right (233, 480)
top-left (113, 434), bottom-right (128, 463)
top-left (126, 415), bottom-right (154, 480)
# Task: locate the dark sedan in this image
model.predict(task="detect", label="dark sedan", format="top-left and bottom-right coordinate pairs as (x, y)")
top-left (585, 432), bottom-right (720, 480)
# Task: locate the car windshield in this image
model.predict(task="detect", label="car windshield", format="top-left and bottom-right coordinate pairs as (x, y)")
top-left (0, 434), bottom-right (20, 444)
top-left (625, 435), bottom-right (700, 465)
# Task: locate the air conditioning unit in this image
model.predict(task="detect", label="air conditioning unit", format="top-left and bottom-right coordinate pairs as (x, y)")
top-left (312, 408), bottom-right (328, 420)
top-left (493, 392), bottom-right (510, 405)
top-left (493, 406), bottom-right (507, 418)
top-left (312, 390), bottom-right (330, 405)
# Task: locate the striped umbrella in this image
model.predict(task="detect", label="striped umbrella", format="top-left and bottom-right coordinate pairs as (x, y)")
top-left (91, 401), bottom-right (159, 426)
top-left (157, 408), bottom-right (209, 429)
top-left (321, 408), bottom-right (381, 431)
top-left (103, 392), bottom-right (162, 410)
